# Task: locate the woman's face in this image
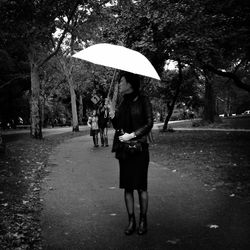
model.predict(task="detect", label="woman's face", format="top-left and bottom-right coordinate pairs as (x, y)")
top-left (119, 76), bottom-right (133, 95)
top-left (93, 110), bottom-right (96, 115)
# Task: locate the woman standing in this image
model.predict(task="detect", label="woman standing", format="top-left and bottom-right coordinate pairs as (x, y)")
top-left (87, 109), bottom-right (99, 147)
top-left (98, 99), bottom-right (109, 147)
top-left (109, 72), bottom-right (153, 235)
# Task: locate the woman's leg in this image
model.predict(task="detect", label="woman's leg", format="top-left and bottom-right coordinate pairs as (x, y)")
top-left (92, 135), bottom-right (96, 146)
top-left (124, 189), bottom-right (136, 235)
top-left (137, 189), bottom-right (148, 235)
top-left (124, 189), bottom-right (134, 215)
top-left (99, 128), bottom-right (104, 146)
top-left (94, 131), bottom-right (99, 146)
top-left (104, 127), bottom-right (108, 146)
top-left (92, 131), bottom-right (98, 147)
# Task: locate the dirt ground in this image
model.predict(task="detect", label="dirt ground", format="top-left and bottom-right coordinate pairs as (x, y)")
top-left (0, 118), bottom-right (250, 249)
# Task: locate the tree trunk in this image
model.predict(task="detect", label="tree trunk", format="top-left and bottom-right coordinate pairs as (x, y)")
top-left (41, 97), bottom-right (45, 128)
top-left (163, 59), bottom-right (183, 131)
top-left (60, 58), bottom-right (79, 132)
top-left (162, 102), bottom-right (175, 131)
top-left (30, 58), bottom-right (42, 139)
top-left (41, 78), bottom-right (45, 128)
top-left (203, 75), bottom-right (216, 123)
top-left (79, 94), bottom-right (83, 125)
top-left (68, 75), bottom-right (79, 132)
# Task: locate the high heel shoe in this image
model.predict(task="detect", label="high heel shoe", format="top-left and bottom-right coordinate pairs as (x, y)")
top-left (137, 214), bottom-right (147, 235)
top-left (124, 214), bottom-right (136, 235)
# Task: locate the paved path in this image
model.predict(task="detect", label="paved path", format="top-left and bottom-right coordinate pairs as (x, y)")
top-left (0, 125), bottom-right (89, 136)
top-left (41, 132), bottom-right (250, 250)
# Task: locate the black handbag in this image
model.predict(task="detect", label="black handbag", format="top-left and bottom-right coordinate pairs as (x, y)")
top-left (112, 129), bottom-right (144, 159)
top-left (123, 140), bottom-right (143, 154)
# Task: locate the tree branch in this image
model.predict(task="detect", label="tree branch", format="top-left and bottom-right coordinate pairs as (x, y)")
top-left (205, 64), bottom-right (250, 92)
top-left (39, 0), bottom-right (81, 68)
top-left (0, 74), bottom-right (30, 90)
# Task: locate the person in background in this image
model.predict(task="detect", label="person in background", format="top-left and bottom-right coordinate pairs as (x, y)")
top-left (87, 109), bottom-right (99, 147)
top-left (98, 99), bottom-right (109, 147)
top-left (108, 72), bottom-right (153, 236)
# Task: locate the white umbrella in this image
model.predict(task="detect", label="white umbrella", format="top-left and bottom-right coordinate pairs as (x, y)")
top-left (72, 43), bottom-right (161, 80)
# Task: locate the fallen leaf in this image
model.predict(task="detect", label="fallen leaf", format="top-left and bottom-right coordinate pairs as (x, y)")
top-left (207, 224), bottom-right (219, 229)
top-left (214, 181), bottom-right (224, 187)
top-left (16, 214), bottom-right (25, 217)
top-left (13, 233), bottom-right (24, 239)
top-left (167, 238), bottom-right (180, 245)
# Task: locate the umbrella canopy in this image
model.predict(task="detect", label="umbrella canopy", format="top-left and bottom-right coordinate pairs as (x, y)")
top-left (72, 43), bottom-right (160, 80)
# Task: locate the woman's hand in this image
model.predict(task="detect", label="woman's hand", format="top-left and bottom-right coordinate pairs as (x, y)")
top-left (106, 98), bottom-right (115, 118)
top-left (119, 132), bottom-right (136, 142)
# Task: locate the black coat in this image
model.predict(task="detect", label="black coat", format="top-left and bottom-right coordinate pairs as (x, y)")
top-left (111, 93), bottom-right (153, 189)
top-left (112, 94), bottom-right (153, 145)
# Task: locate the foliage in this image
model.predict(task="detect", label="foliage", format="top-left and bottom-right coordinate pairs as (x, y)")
top-left (153, 67), bottom-right (203, 121)
top-left (102, 0), bottom-right (250, 91)
top-left (0, 0), bottom-right (112, 134)
top-left (1, 0), bottom-right (250, 129)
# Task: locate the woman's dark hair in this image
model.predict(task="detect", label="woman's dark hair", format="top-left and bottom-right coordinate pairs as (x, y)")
top-left (119, 71), bottom-right (140, 94)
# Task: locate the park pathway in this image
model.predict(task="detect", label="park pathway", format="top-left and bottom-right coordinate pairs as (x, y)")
top-left (41, 133), bottom-right (250, 250)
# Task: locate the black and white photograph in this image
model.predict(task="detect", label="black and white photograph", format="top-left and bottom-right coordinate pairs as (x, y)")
top-left (1, 0), bottom-right (250, 249)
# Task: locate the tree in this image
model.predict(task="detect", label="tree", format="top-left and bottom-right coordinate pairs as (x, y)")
top-left (161, 60), bottom-right (183, 130)
top-left (202, 0), bottom-right (250, 93)
top-left (40, 57), bottom-right (70, 127)
top-left (0, 48), bottom-right (30, 126)
top-left (0, 0), bottom-right (84, 138)
top-left (51, 0), bottom-right (112, 131)
top-left (1, 0), bottom-right (112, 138)
top-left (102, 0), bottom-right (250, 123)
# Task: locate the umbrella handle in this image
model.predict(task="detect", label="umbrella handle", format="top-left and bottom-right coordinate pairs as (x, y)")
top-left (107, 69), bottom-right (117, 100)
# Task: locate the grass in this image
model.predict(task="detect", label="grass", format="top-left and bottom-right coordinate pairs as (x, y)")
top-left (150, 130), bottom-right (250, 197)
top-left (151, 116), bottom-right (250, 196)
top-left (169, 116), bottom-right (250, 129)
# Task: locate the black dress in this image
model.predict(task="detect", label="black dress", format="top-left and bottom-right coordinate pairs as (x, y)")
top-left (119, 146), bottom-right (149, 190)
top-left (111, 93), bottom-right (153, 190)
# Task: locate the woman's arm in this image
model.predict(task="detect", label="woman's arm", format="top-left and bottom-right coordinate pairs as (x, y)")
top-left (134, 96), bottom-right (153, 138)
top-left (107, 98), bottom-right (119, 129)
top-left (119, 96), bottom-right (153, 142)
top-left (87, 117), bottom-right (92, 128)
